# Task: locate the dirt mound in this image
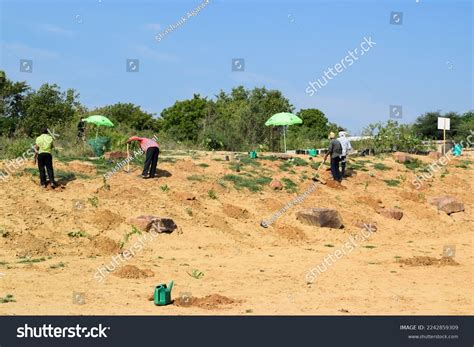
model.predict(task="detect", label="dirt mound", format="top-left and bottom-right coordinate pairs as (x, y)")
top-left (398, 256), bottom-right (459, 267)
top-left (398, 191), bottom-right (425, 203)
top-left (114, 187), bottom-right (146, 200)
top-left (92, 209), bottom-right (123, 230)
top-left (356, 195), bottom-right (384, 210)
top-left (174, 294), bottom-right (238, 309)
top-left (223, 204), bottom-right (249, 219)
top-left (10, 232), bottom-right (50, 257)
top-left (173, 192), bottom-right (198, 204)
top-left (174, 160), bottom-right (196, 171)
top-left (114, 265), bottom-right (154, 279)
top-left (67, 160), bottom-right (97, 175)
top-left (274, 224), bottom-right (307, 242)
top-left (89, 236), bottom-right (120, 255)
top-left (326, 180), bottom-right (347, 190)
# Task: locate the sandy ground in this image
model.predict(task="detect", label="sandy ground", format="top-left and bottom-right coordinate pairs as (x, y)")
top-left (0, 150), bottom-right (472, 315)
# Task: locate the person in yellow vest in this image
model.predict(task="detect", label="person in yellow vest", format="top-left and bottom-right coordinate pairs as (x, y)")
top-left (34, 128), bottom-right (57, 188)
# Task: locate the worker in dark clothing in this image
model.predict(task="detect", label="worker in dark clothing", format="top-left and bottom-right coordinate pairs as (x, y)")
top-left (126, 136), bottom-right (160, 179)
top-left (323, 131), bottom-right (343, 182)
top-left (77, 118), bottom-right (86, 143)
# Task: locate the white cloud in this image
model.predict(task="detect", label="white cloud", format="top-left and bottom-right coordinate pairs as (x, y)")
top-left (134, 44), bottom-right (180, 63)
top-left (39, 23), bottom-right (75, 36)
top-left (1, 42), bottom-right (60, 60)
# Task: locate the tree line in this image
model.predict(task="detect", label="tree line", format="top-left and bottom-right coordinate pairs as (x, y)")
top-left (1, 70), bottom-right (472, 155)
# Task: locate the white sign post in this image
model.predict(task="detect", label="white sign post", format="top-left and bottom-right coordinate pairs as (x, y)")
top-left (437, 117), bottom-right (450, 154)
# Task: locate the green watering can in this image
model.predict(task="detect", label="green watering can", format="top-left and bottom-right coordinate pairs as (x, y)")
top-left (154, 281), bottom-right (174, 306)
top-left (308, 149), bottom-right (317, 157)
top-left (249, 151), bottom-right (257, 159)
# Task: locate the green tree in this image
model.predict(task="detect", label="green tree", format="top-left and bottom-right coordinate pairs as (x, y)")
top-left (413, 111), bottom-right (462, 140)
top-left (454, 111), bottom-right (474, 142)
top-left (92, 102), bottom-right (159, 132)
top-left (362, 120), bottom-right (423, 153)
top-left (21, 84), bottom-right (79, 136)
top-left (0, 71), bottom-right (30, 136)
top-left (161, 94), bottom-right (210, 142)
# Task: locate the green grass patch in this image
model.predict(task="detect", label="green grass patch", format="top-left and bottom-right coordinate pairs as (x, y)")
top-left (279, 161), bottom-right (293, 171)
top-left (324, 244), bottom-right (335, 248)
top-left (187, 175), bottom-right (206, 182)
top-left (67, 230), bottom-right (88, 238)
top-left (88, 196), bottom-right (99, 208)
top-left (292, 157), bottom-right (308, 166)
top-left (281, 178), bottom-right (298, 193)
top-left (197, 163), bottom-right (209, 168)
top-left (17, 257), bottom-right (46, 264)
top-left (49, 262), bottom-right (66, 269)
top-left (309, 161), bottom-right (322, 170)
top-left (455, 160), bottom-right (471, 169)
top-left (239, 157), bottom-right (261, 167)
top-left (404, 159), bottom-right (423, 171)
top-left (258, 155), bottom-right (279, 161)
top-left (383, 179), bottom-right (401, 187)
top-left (208, 189), bottom-right (218, 199)
top-left (373, 163), bottom-right (390, 171)
top-left (222, 174), bottom-right (271, 192)
top-left (159, 157), bottom-right (177, 164)
top-left (0, 294), bottom-right (16, 303)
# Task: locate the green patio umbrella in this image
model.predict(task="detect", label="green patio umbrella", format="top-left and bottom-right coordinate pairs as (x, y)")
top-left (84, 115), bottom-right (114, 138)
top-left (265, 112), bottom-right (302, 153)
top-left (84, 115), bottom-right (114, 127)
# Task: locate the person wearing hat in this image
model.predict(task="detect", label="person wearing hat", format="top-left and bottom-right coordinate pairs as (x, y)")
top-left (323, 131), bottom-right (343, 182)
top-left (337, 130), bottom-right (352, 179)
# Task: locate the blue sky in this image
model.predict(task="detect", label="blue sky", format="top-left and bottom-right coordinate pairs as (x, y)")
top-left (1, 0), bottom-right (472, 134)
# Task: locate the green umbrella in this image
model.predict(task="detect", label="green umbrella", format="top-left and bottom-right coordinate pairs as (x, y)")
top-left (84, 115), bottom-right (114, 127)
top-left (265, 112), bottom-right (302, 153)
top-left (84, 115), bottom-right (114, 138)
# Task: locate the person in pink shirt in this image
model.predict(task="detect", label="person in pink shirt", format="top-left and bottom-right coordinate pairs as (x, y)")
top-left (126, 136), bottom-right (160, 179)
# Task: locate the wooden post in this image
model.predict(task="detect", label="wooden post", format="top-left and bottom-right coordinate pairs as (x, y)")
top-left (127, 143), bottom-right (130, 173)
top-left (443, 119), bottom-right (446, 155)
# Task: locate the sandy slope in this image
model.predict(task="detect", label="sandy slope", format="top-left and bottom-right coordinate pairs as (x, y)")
top-left (0, 151), bottom-right (472, 315)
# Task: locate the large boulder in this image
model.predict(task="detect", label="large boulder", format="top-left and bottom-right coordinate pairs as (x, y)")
top-left (129, 215), bottom-right (177, 233)
top-left (429, 196), bottom-right (464, 215)
top-left (393, 152), bottom-right (414, 164)
top-left (377, 208), bottom-right (403, 220)
top-left (270, 180), bottom-right (283, 190)
top-left (296, 208), bottom-right (343, 229)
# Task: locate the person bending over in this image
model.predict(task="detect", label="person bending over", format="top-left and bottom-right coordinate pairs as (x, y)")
top-left (126, 136), bottom-right (160, 179)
